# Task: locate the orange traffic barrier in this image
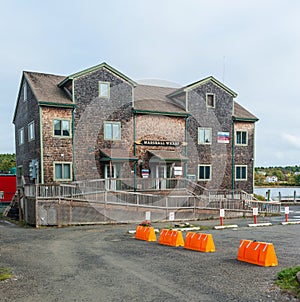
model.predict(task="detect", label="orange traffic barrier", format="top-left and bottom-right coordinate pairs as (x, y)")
top-left (184, 232), bottom-right (215, 252)
top-left (237, 239), bottom-right (278, 267)
top-left (158, 229), bottom-right (184, 247)
top-left (135, 226), bottom-right (157, 242)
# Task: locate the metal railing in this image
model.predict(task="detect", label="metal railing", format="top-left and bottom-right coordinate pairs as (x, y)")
top-left (23, 177), bottom-right (281, 214)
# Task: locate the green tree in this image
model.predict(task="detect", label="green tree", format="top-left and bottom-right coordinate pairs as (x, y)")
top-left (0, 154), bottom-right (16, 173)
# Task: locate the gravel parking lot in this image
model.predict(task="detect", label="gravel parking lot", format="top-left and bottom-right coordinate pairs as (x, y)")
top-left (0, 216), bottom-right (299, 302)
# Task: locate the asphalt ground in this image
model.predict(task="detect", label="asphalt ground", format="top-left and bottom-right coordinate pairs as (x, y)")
top-left (0, 210), bottom-right (299, 302)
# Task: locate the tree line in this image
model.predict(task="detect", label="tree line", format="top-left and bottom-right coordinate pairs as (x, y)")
top-left (0, 153), bottom-right (16, 174)
top-left (255, 166), bottom-right (300, 186)
top-left (1, 153), bottom-right (299, 186)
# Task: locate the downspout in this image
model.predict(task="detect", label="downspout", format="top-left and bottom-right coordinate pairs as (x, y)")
top-left (184, 91), bottom-right (189, 182)
top-left (72, 81), bottom-right (76, 181)
top-left (133, 110), bottom-right (137, 192)
top-left (72, 108), bottom-right (76, 181)
top-left (252, 124), bottom-right (256, 193)
top-left (39, 106), bottom-right (44, 184)
top-left (184, 115), bottom-right (189, 180)
top-left (232, 117), bottom-right (235, 192)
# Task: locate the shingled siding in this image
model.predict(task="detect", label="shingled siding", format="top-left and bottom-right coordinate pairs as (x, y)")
top-left (187, 81), bottom-right (234, 191)
top-left (233, 121), bottom-right (255, 193)
top-left (14, 80), bottom-right (41, 185)
top-left (135, 114), bottom-right (186, 169)
top-left (73, 67), bottom-right (133, 181)
top-left (95, 103), bottom-right (133, 179)
top-left (41, 107), bottom-right (73, 183)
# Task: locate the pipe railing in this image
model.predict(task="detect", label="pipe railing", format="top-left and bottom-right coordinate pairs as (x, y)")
top-left (23, 178), bottom-right (280, 213)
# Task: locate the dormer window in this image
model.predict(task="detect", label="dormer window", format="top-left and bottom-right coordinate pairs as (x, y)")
top-left (206, 93), bottom-right (215, 108)
top-left (99, 82), bottom-right (110, 98)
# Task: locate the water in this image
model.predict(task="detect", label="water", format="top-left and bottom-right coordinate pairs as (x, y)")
top-left (254, 187), bottom-right (300, 199)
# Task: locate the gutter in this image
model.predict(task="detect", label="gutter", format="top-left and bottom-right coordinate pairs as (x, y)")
top-left (132, 108), bottom-right (189, 117)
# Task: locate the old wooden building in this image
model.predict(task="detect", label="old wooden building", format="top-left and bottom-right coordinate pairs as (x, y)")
top-left (13, 62), bottom-right (258, 193)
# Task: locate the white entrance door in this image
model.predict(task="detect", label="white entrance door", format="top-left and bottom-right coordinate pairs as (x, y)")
top-left (156, 165), bottom-right (167, 189)
top-left (105, 164), bottom-right (117, 190)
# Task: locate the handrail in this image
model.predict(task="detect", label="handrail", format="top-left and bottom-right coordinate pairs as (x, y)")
top-left (24, 178), bottom-right (280, 214)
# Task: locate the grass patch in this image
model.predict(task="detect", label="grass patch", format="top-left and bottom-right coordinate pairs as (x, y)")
top-left (0, 267), bottom-right (12, 281)
top-left (275, 266), bottom-right (300, 298)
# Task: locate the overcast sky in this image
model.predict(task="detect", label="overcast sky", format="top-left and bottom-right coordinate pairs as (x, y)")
top-left (1, 0), bottom-right (299, 167)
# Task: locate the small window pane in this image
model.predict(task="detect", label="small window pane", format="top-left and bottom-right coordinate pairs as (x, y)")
top-left (62, 120), bottom-right (70, 136)
top-left (64, 164), bottom-right (70, 179)
top-left (242, 167), bottom-right (246, 179)
top-left (236, 132), bottom-right (241, 144)
top-left (113, 123), bottom-right (119, 139)
top-left (55, 164), bottom-right (62, 179)
top-left (199, 166), bottom-right (204, 179)
top-left (207, 94), bottom-right (215, 107)
top-left (23, 82), bottom-right (27, 102)
top-left (99, 82), bottom-right (109, 97)
top-left (205, 166), bottom-right (210, 179)
top-left (242, 132), bottom-right (247, 144)
top-left (28, 122), bottom-right (35, 141)
top-left (54, 120), bottom-right (61, 136)
top-left (19, 128), bottom-right (24, 145)
top-left (105, 123), bottom-right (112, 139)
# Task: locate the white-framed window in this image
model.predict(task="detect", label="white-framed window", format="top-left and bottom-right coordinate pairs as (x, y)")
top-left (198, 164), bottom-right (211, 181)
top-left (198, 127), bottom-right (212, 144)
top-left (23, 81), bottom-right (27, 102)
top-left (99, 82), bottom-right (110, 98)
top-left (53, 119), bottom-right (71, 137)
top-left (54, 162), bottom-right (72, 181)
top-left (104, 121), bottom-right (121, 140)
top-left (206, 93), bottom-right (215, 108)
top-left (235, 130), bottom-right (248, 145)
top-left (19, 128), bottom-right (24, 145)
top-left (235, 165), bottom-right (247, 181)
top-left (28, 121), bottom-right (35, 141)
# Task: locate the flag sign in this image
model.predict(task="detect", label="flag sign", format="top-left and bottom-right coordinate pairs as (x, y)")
top-left (217, 132), bottom-right (230, 143)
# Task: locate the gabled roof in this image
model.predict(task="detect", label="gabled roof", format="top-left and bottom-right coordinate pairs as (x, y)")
top-left (233, 102), bottom-right (258, 122)
top-left (24, 71), bottom-right (72, 105)
top-left (134, 84), bottom-right (187, 116)
top-left (167, 76), bottom-right (238, 98)
top-left (13, 71), bottom-right (74, 123)
top-left (58, 62), bottom-right (137, 87)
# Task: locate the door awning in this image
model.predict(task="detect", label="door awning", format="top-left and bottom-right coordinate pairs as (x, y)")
top-left (148, 150), bottom-right (188, 162)
top-left (99, 149), bottom-right (138, 162)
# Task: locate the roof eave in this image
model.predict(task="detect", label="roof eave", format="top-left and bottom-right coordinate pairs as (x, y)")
top-left (185, 76), bottom-right (238, 97)
top-left (13, 72), bottom-right (41, 123)
top-left (38, 102), bottom-right (77, 108)
top-left (132, 108), bottom-right (189, 117)
top-left (58, 62), bottom-right (138, 87)
top-left (233, 116), bottom-right (259, 122)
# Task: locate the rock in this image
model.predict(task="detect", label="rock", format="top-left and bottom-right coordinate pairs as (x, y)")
top-left (296, 271), bottom-right (300, 285)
